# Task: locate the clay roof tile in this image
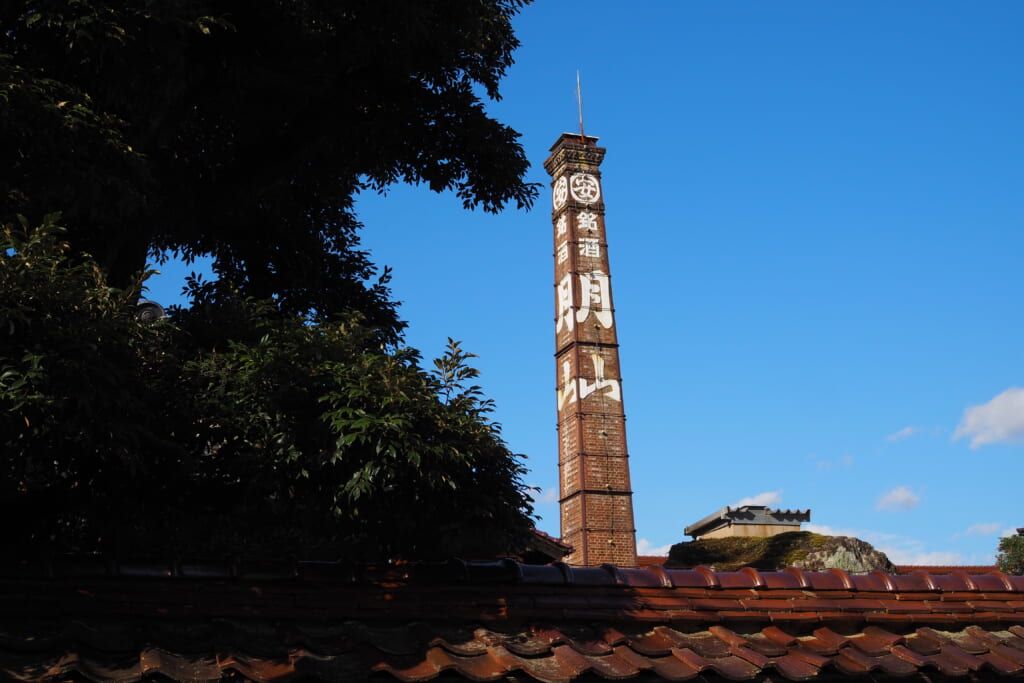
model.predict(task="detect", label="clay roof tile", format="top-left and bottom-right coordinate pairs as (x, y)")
top-left (8, 560), bottom-right (1024, 681)
top-left (770, 653), bottom-right (824, 681)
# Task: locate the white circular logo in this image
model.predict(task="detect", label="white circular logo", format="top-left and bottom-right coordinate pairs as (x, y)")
top-left (570, 174), bottom-right (601, 203)
top-left (552, 176), bottom-right (568, 209)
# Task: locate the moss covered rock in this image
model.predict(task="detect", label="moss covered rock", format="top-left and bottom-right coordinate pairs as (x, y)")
top-left (666, 532), bottom-right (895, 573)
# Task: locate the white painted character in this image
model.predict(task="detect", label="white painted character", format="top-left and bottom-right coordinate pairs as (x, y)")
top-left (570, 173), bottom-right (601, 203)
top-left (576, 270), bottom-right (613, 329)
top-left (555, 272), bottom-right (574, 333)
top-left (555, 214), bottom-right (568, 236)
top-left (552, 176), bottom-right (568, 209)
top-left (577, 211), bottom-right (599, 233)
top-left (557, 359), bottom-right (578, 409)
top-left (557, 242), bottom-right (569, 264)
top-left (579, 238), bottom-right (600, 258)
top-left (579, 353), bottom-right (621, 403)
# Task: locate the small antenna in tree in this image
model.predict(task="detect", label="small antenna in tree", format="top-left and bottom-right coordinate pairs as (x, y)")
top-left (576, 70), bottom-right (586, 142)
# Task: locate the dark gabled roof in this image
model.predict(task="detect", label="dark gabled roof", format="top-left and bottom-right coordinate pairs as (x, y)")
top-left (3, 558), bottom-right (1024, 681)
top-left (685, 506), bottom-right (812, 538)
top-left (523, 528), bottom-right (573, 563)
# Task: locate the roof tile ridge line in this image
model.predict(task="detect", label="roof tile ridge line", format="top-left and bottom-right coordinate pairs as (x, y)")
top-left (987, 570), bottom-right (1015, 592)
top-left (784, 567), bottom-right (811, 589)
top-left (501, 558), bottom-right (525, 582)
top-left (103, 555), bottom-right (123, 577)
top-left (825, 568), bottom-right (855, 590)
top-left (740, 567), bottom-right (767, 588)
top-left (552, 561), bottom-right (575, 585)
top-left (949, 571), bottom-right (979, 592)
top-left (600, 564), bottom-right (626, 586)
top-left (695, 566), bottom-right (720, 589)
top-left (645, 564), bottom-right (672, 588)
top-left (868, 571), bottom-right (897, 592)
top-left (908, 569), bottom-right (939, 592)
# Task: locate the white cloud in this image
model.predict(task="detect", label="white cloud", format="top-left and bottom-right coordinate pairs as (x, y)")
top-left (636, 538), bottom-right (672, 556)
top-left (886, 426), bottom-right (918, 442)
top-left (964, 522), bottom-right (1001, 537)
top-left (1003, 528), bottom-right (1021, 538)
top-left (804, 524), bottom-right (972, 566)
top-left (882, 549), bottom-right (966, 566)
top-left (815, 454), bottom-right (854, 470)
top-left (735, 490), bottom-right (782, 507)
top-left (876, 486), bottom-right (921, 511)
top-left (954, 387), bottom-right (1024, 449)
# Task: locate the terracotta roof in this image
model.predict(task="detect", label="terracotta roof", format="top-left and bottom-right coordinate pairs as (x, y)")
top-left (522, 528), bottom-right (573, 563)
top-left (3, 558), bottom-right (1024, 681)
top-left (638, 554), bottom-right (669, 567)
top-left (897, 565), bottom-right (999, 574)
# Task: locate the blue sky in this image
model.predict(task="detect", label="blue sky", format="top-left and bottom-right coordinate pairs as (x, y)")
top-left (147, 2), bottom-right (1024, 565)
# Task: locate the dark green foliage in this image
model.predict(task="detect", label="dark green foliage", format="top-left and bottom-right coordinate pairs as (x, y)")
top-left (0, 221), bottom-right (535, 559)
top-left (2, 0), bottom-right (537, 335)
top-left (997, 535), bottom-right (1024, 575)
top-left (0, 0), bottom-right (538, 561)
top-left (0, 216), bottom-right (172, 549)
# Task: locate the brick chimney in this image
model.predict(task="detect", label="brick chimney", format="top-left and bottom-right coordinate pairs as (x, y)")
top-left (544, 133), bottom-right (637, 567)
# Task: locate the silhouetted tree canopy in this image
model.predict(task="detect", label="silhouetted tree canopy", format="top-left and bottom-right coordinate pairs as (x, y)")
top-left (0, 1), bottom-right (539, 560)
top-left (2, 0), bottom-right (537, 334)
top-left (1, 219), bottom-right (535, 560)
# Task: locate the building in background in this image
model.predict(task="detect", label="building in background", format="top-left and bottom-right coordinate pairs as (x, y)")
top-left (685, 505), bottom-right (812, 540)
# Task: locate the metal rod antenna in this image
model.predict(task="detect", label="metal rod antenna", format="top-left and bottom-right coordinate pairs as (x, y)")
top-left (576, 70), bottom-right (586, 141)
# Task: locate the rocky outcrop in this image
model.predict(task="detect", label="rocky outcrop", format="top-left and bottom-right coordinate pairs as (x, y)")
top-left (796, 535), bottom-right (896, 573)
top-left (666, 532), bottom-right (896, 573)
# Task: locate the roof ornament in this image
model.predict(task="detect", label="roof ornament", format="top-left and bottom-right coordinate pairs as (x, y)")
top-left (136, 299), bottom-right (166, 322)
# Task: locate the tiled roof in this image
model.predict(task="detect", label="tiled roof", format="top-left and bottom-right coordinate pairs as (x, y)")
top-left (531, 528), bottom-right (571, 548)
top-left (523, 528), bottom-right (573, 563)
top-left (3, 558), bottom-right (1024, 681)
top-left (638, 554), bottom-right (669, 567)
top-left (897, 565), bottom-right (999, 574)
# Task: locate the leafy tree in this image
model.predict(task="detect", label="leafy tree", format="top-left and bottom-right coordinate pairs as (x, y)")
top-left (2, 0), bottom-right (537, 334)
top-left (0, 220), bottom-right (535, 559)
top-left (997, 533), bottom-right (1024, 575)
top-left (1, 0), bottom-right (540, 561)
